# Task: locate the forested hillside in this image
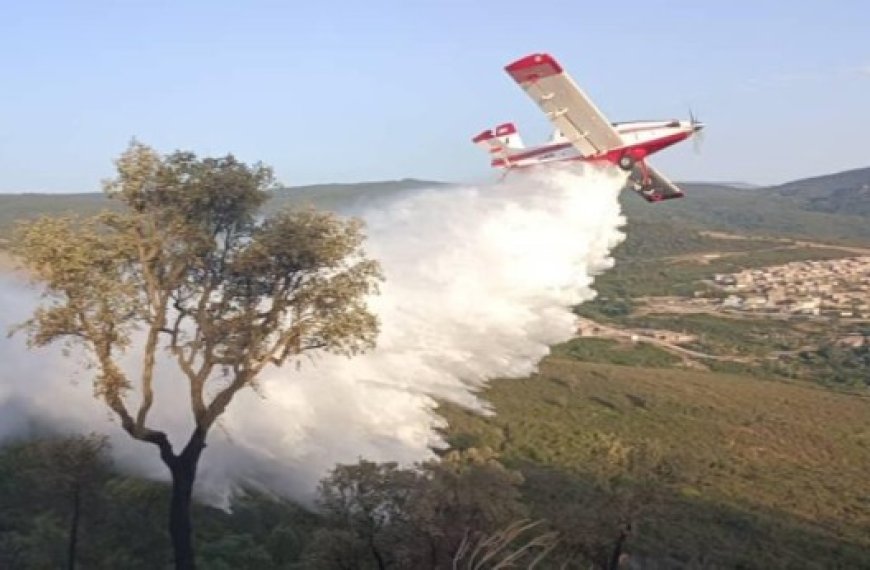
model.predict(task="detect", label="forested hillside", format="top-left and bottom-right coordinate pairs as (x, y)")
top-left (2, 166), bottom-right (868, 568)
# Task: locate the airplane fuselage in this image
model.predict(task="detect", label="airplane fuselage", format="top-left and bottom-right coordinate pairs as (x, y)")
top-left (490, 119), bottom-right (697, 169)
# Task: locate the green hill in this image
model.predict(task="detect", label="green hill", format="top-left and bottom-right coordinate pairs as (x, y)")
top-left (622, 172), bottom-right (870, 243)
top-left (3, 167), bottom-right (868, 244)
top-left (0, 192), bottom-right (115, 241)
top-left (770, 166), bottom-right (870, 217)
top-left (0, 179), bottom-right (445, 241)
top-left (270, 178), bottom-right (449, 212)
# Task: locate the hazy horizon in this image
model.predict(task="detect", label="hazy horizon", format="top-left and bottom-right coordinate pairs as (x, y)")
top-left (1, 164), bottom-right (867, 196)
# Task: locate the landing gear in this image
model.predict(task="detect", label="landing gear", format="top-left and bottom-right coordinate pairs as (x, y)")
top-left (631, 181), bottom-right (654, 195)
top-left (617, 154), bottom-right (635, 171)
top-left (627, 158), bottom-right (659, 201)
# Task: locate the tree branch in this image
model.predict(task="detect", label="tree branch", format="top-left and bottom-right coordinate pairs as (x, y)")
top-left (135, 297), bottom-right (167, 433)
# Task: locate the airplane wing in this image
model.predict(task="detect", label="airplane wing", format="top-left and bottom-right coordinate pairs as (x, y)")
top-left (628, 163), bottom-right (685, 202)
top-left (504, 54), bottom-right (624, 158)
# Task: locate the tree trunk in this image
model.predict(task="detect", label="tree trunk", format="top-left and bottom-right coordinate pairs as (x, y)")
top-left (607, 522), bottom-right (631, 570)
top-left (165, 428), bottom-right (207, 570)
top-left (66, 483), bottom-right (80, 570)
top-left (369, 536), bottom-right (387, 570)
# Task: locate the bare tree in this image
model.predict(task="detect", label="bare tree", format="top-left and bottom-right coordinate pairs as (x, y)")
top-left (12, 142), bottom-right (383, 569)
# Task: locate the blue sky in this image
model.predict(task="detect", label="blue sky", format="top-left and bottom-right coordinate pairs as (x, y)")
top-left (1, 0), bottom-right (868, 192)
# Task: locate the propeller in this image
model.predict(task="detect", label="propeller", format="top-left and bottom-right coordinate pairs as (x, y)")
top-left (689, 107), bottom-right (705, 154)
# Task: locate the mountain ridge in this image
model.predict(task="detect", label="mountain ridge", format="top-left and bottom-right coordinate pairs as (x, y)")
top-left (1, 168), bottom-right (868, 243)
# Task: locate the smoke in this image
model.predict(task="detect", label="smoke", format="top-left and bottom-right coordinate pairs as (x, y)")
top-left (0, 165), bottom-right (626, 505)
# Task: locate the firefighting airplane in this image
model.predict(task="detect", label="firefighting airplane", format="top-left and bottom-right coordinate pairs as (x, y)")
top-left (472, 53), bottom-right (704, 202)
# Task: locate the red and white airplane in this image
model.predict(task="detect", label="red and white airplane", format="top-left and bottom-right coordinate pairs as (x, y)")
top-left (473, 53), bottom-right (704, 202)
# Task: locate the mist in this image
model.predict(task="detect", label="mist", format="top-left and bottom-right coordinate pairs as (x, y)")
top-left (0, 165), bottom-right (626, 505)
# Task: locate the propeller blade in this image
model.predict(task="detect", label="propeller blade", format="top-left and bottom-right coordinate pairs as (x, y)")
top-left (688, 106), bottom-right (704, 154)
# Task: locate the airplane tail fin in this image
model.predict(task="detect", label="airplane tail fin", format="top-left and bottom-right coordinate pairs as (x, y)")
top-left (472, 123), bottom-right (524, 169)
top-left (494, 122), bottom-right (525, 149)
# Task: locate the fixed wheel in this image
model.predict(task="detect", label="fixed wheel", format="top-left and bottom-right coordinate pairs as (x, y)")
top-left (617, 154), bottom-right (635, 171)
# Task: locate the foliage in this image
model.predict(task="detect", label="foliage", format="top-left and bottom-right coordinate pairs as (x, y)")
top-left (620, 314), bottom-right (812, 357)
top-left (799, 341), bottom-right (870, 387)
top-left (11, 141), bottom-right (384, 569)
top-left (520, 446), bottom-right (675, 569)
top-left (613, 219), bottom-right (783, 261)
top-left (14, 144), bottom-right (383, 438)
top-left (552, 337), bottom-right (682, 369)
top-left (0, 435), bottom-right (324, 569)
top-left (439, 358), bottom-right (870, 568)
top-left (308, 449), bottom-right (530, 569)
top-left (575, 296), bottom-right (635, 320)
top-left (1, 358), bottom-right (867, 568)
top-left (0, 434), bottom-right (112, 569)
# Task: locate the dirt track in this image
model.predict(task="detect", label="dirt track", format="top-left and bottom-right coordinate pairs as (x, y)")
top-left (576, 316), bottom-right (754, 366)
top-left (698, 230), bottom-right (870, 255)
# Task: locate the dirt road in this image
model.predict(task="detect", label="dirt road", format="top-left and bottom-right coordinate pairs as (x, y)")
top-left (576, 317), bottom-right (755, 365)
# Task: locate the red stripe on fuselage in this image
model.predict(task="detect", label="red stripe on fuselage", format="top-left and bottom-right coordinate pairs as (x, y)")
top-left (491, 130), bottom-right (691, 169)
top-left (610, 130), bottom-right (691, 161)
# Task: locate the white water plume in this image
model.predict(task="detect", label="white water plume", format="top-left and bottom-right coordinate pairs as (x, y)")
top-left (0, 165), bottom-right (626, 504)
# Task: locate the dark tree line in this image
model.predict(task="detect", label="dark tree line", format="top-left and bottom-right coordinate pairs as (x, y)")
top-left (0, 434), bottom-right (667, 569)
